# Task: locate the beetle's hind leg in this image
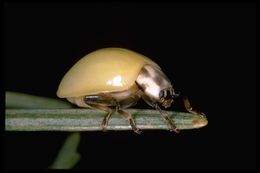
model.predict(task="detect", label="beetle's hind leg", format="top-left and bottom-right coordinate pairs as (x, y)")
top-left (84, 94), bottom-right (118, 131)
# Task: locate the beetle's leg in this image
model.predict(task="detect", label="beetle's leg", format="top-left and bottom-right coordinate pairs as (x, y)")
top-left (155, 104), bottom-right (179, 133)
top-left (117, 109), bottom-right (141, 134)
top-left (141, 95), bottom-right (179, 133)
top-left (183, 96), bottom-right (205, 116)
top-left (88, 103), bottom-right (114, 131)
top-left (84, 94), bottom-right (119, 131)
top-left (114, 92), bottom-right (141, 134)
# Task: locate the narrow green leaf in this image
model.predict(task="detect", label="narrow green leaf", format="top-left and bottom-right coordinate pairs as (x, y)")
top-left (5, 109), bottom-right (207, 131)
top-left (50, 133), bottom-right (81, 169)
top-left (5, 91), bottom-right (72, 109)
top-left (5, 91), bottom-right (208, 131)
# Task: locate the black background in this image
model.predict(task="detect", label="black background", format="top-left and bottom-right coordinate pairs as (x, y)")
top-left (4, 2), bottom-right (256, 171)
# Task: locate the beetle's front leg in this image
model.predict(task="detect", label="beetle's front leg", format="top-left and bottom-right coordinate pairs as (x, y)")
top-left (183, 96), bottom-right (205, 116)
top-left (142, 95), bottom-right (179, 133)
top-left (155, 104), bottom-right (179, 133)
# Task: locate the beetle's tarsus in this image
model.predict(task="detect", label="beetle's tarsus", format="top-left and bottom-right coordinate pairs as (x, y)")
top-left (101, 111), bottom-right (113, 131)
top-left (129, 117), bottom-right (142, 134)
top-left (170, 128), bottom-right (180, 133)
top-left (134, 128), bottom-right (142, 134)
top-left (101, 121), bottom-right (108, 132)
top-left (101, 126), bottom-right (107, 132)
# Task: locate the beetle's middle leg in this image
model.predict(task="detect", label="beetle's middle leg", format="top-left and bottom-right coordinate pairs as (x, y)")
top-left (117, 109), bottom-right (141, 134)
top-left (116, 94), bottom-right (142, 134)
top-left (84, 94), bottom-right (119, 131)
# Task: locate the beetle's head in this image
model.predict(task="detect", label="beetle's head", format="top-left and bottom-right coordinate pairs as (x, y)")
top-left (158, 88), bottom-right (180, 108)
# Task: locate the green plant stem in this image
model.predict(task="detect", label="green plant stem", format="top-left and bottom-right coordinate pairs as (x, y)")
top-left (50, 133), bottom-right (81, 169)
top-left (5, 109), bottom-right (207, 131)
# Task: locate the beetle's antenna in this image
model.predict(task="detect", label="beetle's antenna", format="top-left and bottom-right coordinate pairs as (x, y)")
top-left (155, 104), bottom-right (179, 133)
top-left (172, 91), bottom-right (181, 99)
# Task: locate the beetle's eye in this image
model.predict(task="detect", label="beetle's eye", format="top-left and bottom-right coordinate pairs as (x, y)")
top-left (159, 89), bottom-right (172, 100)
top-left (165, 90), bottom-right (172, 100)
top-left (159, 90), bottom-right (164, 99)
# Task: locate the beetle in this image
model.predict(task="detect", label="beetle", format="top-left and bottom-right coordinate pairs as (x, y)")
top-left (57, 47), bottom-right (203, 134)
